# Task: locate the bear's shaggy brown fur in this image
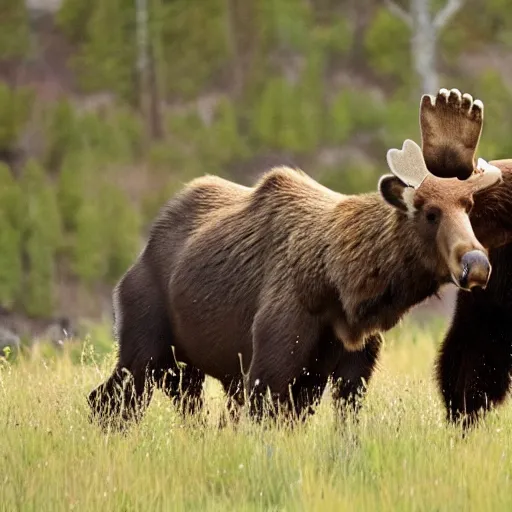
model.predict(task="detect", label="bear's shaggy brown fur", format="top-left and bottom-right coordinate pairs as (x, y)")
top-left (87, 148), bottom-right (499, 429)
top-left (436, 160), bottom-right (512, 428)
top-left (412, 86), bottom-right (512, 430)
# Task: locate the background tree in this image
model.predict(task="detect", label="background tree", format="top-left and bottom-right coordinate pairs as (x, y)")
top-left (1, 0), bottom-right (510, 323)
top-left (20, 160), bottom-right (62, 318)
top-left (385, 0), bottom-right (464, 93)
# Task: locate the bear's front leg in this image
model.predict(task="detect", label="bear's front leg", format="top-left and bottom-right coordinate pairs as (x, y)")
top-left (436, 291), bottom-right (512, 429)
top-left (247, 298), bottom-right (322, 423)
top-left (330, 333), bottom-right (383, 423)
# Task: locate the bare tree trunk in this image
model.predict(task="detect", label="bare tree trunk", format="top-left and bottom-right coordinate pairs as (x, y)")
top-left (225, 0), bottom-right (258, 98)
top-left (148, 44), bottom-right (163, 140)
top-left (225, 0), bottom-right (244, 97)
top-left (385, 0), bottom-right (464, 95)
top-left (410, 0), bottom-right (438, 93)
top-left (349, 0), bottom-right (378, 68)
top-left (136, 0), bottom-right (162, 142)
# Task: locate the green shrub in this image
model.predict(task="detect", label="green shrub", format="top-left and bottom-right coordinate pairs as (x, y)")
top-left (311, 15), bottom-right (353, 57)
top-left (364, 7), bottom-right (411, 82)
top-left (472, 70), bottom-right (512, 158)
top-left (260, 0), bottom-right (313, 52)
top-left (43, 99), bottom-right (80, 171)
top-left (107, 107), bottom-right (145, 161)
top-left (72, 190), bottom-right (109, 284)
top-left (0, 0), bottom-right (30, 59)
top-left (57, 0), bottom-right (97, 44)
top-left (0, 84), bottom-right (34, 153)
top-left (378, 96), bottom-right (420, 150)
top-left (252, 74), bottom-right (325, 154)
top-left (0, 162), bottom-right (23, 228)
top-left (0, 164), bottom-right (23, 308)
top-left (57, 152), bottom-right (89, 232)
top-left (23, 227), bottom-right (56, 318)
top-left (102, 185), bottom-right (142, 283)
top-left (73, 0), bottom-right (136, 101)
top-left (159, 0), bottom-right (229, 99)
top-left (0, 211), bottom-right (22, 308)
top-left (0, 163), bottom-right (24, 307)
top-left (205, 99), bottom-right (251, 164)
top-left (326, 93), bottom-right (353, 145)
top-left (21, 160), bottom-right (62, 250)
top-left (20, 160), bottom-right (62, 317)
top-left (318, 161), bottom-right (381, 195)
top-left (152, 102), bottom-right (250, 175)
top-left (296, 50), bottom-right (326, 151)
top-left (149, 140), bottom-right (196, 174)
top-left (328, 89), bottom-right (385, 145)
top-left (71, 179), bottom-right (141, 285)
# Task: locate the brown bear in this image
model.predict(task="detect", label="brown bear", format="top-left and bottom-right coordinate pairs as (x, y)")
top-left (88, 92), bottom-right (501, 430)
top-left (407, 86), bottom-right (512, 430)
top-left (435, 159), bottom-right (512, 429)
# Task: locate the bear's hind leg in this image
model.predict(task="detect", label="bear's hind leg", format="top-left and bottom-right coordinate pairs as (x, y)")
top-left (88, 260), bottom-right (173, 430)
top-left (157, 363), bottom-right (206, 419)
top-left (88, 364), bottom-right (154, 430)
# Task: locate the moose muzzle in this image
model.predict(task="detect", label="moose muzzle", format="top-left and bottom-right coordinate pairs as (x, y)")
top-left (457, 250), bottom-right (491, 290)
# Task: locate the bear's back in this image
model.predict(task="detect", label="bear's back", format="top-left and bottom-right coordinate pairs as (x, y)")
top-left (142, 175), bottom-right (251, 280)
top-left (144, 166), bottom-right (343, 304)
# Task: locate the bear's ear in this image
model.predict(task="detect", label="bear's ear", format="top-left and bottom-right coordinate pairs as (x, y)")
top-left (378, 175), bottom-right (411, 212)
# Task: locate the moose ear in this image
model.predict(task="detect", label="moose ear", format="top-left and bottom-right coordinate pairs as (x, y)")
top-left (378, 175), bottom-right (411, 212)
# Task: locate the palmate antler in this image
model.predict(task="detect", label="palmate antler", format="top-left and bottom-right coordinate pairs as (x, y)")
top-left (385, 137), bottom-right (501, 194)
top-left (384, 87), bottom-right (502, 191)
top-left (419, 87), bottom-right (487, 180)
top-left (386, 139), bottom-right (429, 189)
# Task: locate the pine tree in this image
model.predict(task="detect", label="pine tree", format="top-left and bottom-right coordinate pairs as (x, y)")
top-left (0, 0), bottom-right (30, 59)
top-left (0, 211), bottom-right (22, 308)
top-left (205, 99), bottom-right (250, 165)
top-left (57, 151), bottom-right (89, 232)
top-left (75, 0), bottom-right (136, 101)
top-left (159, 0), bottom-right (229, 98)
top-left (0, 163), bottom-right (23, 308)
top-left (57, 0), bottom-right (98, 44)
top-left (0, 84), bottom-right (34, 154)
top-left (72, 190), bottom-right (109, 284)
top-left (0, 163), bottom-right (23, 229)
top-left (102, 185), bottom-right (141, 283)
top-left (44, 99), bottom-right (79, 171)
top-left (20, 160), bottom-right (62, 317)
top-left (24, 221), bottom-right (55, 318)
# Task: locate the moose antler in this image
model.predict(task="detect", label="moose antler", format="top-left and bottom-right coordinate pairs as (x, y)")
top-left (386, 137), bottom-right (502, 191)
top-left (467, 157), bottom-right (503, 192)
top-left (386, 139), bottom-right (430, 188)
top-left (419, 87), bottom-right (484, 180)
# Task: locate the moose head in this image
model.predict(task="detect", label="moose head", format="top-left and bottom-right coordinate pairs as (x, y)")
top-left (379, 135), bottom-right (502, 291)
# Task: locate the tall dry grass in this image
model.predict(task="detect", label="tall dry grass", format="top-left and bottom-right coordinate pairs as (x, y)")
top-left (1, 318), bottom-right (511, 511)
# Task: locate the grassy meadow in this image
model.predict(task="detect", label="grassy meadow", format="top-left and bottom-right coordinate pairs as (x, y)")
top-left (1, 317), bottom-right (512, 512)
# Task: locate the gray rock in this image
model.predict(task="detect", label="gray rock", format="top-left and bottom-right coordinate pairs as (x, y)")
top-left (0, 326), bottom-right (20, 358)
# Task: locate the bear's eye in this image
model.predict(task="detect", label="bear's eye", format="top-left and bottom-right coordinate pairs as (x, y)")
top-left (425, 207), bottom-right (440, 225)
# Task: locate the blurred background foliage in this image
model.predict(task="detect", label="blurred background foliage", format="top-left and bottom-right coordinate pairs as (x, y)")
top-left (1, 0), bottom-right (512, 330)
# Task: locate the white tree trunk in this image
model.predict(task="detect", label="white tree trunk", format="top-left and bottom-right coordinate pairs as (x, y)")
top-left (386, 0), bottom-right (464, 95)
top-left (410, 0), bottom-right (438, 94)
top-left (136, 0), bottom-right (163, 140)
